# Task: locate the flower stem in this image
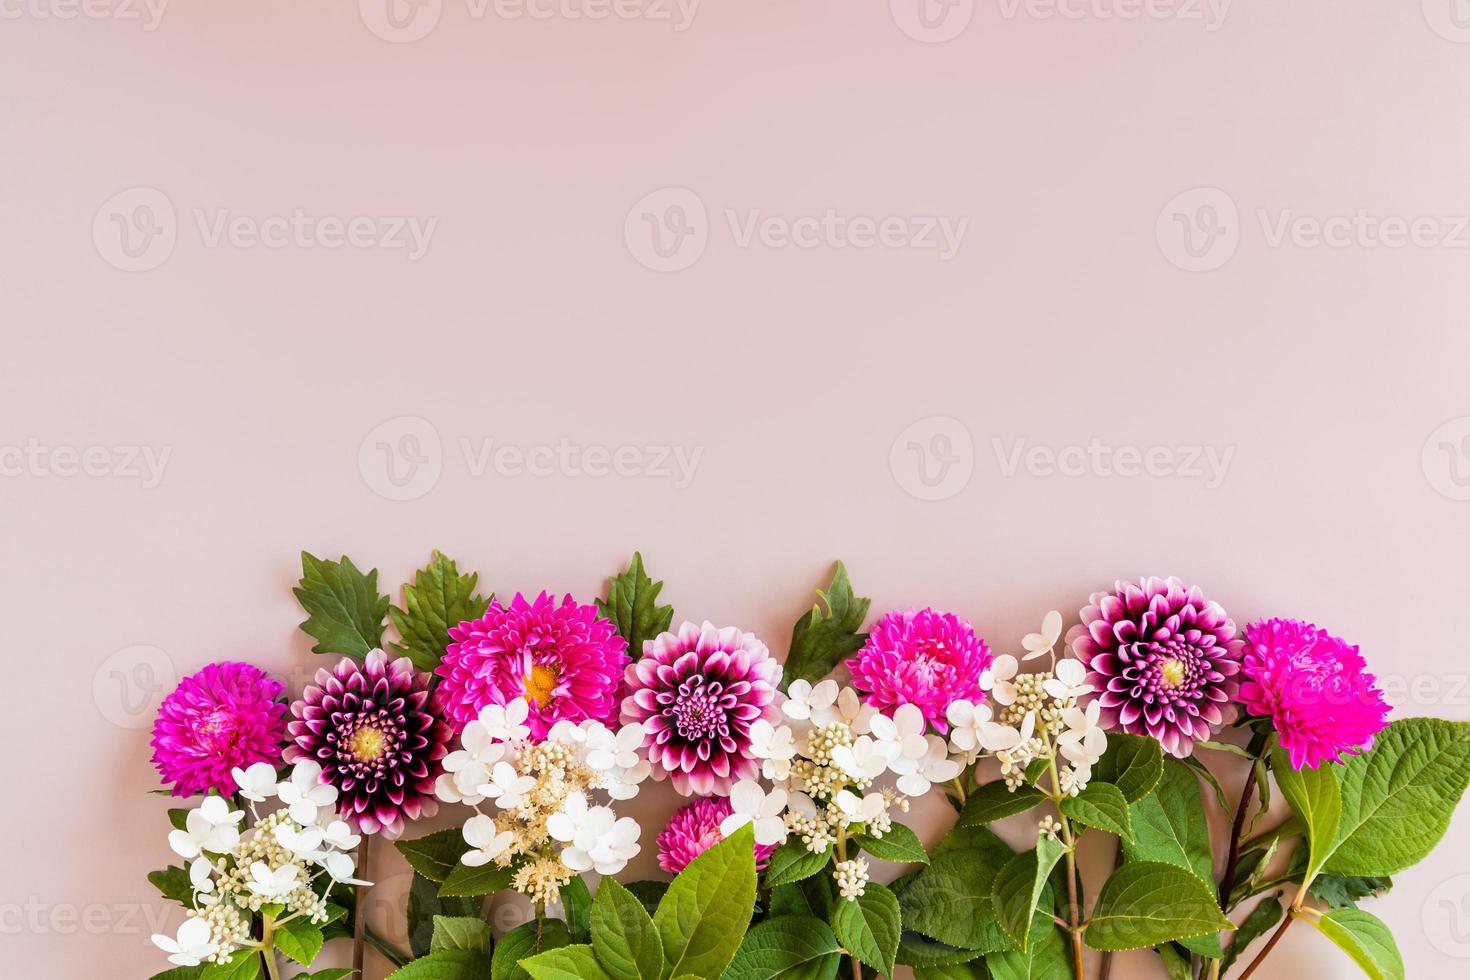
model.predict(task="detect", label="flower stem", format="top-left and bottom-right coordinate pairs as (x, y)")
top-left (835, 831), bottom-right (866, 979)
top-left (1235, 912), bottom-right (1295, 980)
top-left (352, 834), bottom-right (371, 978)
top-left (260, 916), bottom-right (283, 980)
top-left (1218, 731), bottom-right (1269, 911)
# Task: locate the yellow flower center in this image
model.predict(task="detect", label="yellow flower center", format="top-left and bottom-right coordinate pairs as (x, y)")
top-left (525, 664), bottom-right (560, 709)
top-left (348, 725), bottom-right (388, 761)
top-left (1159, 658), bottom-right (1186, 689)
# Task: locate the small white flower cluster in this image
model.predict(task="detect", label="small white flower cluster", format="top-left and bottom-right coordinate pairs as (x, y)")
top-left (947, 612), bottom-right (1108, 797)
top-left (436, 698), bottom-right (648, 906)
top-left (151, 761), bottom-right (369, 968)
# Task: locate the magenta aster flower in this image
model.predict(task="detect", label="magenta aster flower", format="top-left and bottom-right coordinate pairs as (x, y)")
top-left (657, 797), bottom-right (777, 873)
top-left (151, 662), bottom-right (288, 798)
top-left (1239, 618), bottom-right (1389, 770)
top-left (845, 608), bottom-right (992, 732)
top-left (621, 621), bottom-right (782, 796)
top-left (437, 592), bottom-right (630, 739)
top-left (286, 650), bottom-right (452, 838)
top-left (1068, 576), bottom-right (1244, 758)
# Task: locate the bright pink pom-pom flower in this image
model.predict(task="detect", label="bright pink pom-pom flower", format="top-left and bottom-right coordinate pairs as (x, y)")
top-left (657, 797), bottom-right (777, 873)
top-left (151, 662), bottom-right (288, 797)
top-left (1239, 618), bottom-right (1389, 770)
top-left (846, 608), bottom-right (992, 732)
top-left (621, 621), bottom-right (782, 796)
top-left (437, 592), bottom-right (630, 739)
top-left (1068, 576), bottom-right (1243, 758)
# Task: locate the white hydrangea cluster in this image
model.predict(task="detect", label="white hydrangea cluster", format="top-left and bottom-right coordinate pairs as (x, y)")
top-left (435, 698), bottom-right (648, 907)
top-left (150, 762), bottom-right (369, 968)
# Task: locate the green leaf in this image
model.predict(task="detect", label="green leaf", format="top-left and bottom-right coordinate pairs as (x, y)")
top-left (1122, 759), bottom-right (1213, 887)
top-left (1059, 783), bottom-right (1132, 841)
top-left (407, 872), bottom-right (479, 957)
top-left (623, 880), bottom-right (670, 918)
top-left (653, 823), bottom-right (758, 979)
top-left (597, 552), bottom-right (674, 659)
top-left (273, 916), bottom-right (326, 965)
top-left (1221, 894), bottom-right (1284, 973)
top-left (293, 551), bottom-right (389, 658)
top-left (389, 550), bottom-right (490, 672)
top-left (990, 836), bottom-right (1064, 950)
top-left (896, 929), bottom-right (983, 969)
top-left (1092, 733), bottom-right (1165, 803)
top-left (1310, 874), bottom-right (1392, 910)
top-left (830, 882), bottom-right (900, 978)
top-left (200, 951), bottom-right (262, 980)
top-left (149, 866), bottom-right (193, 905)
top-left (439, 859), bottom-right (515, 898)
top-left (491, 920), bottom-right (571, 980)
top-left (897, 832), bottom-right (1017, 954)
top-left (429, 915), bottom-right (491, 954)
top-left (985, 913), bottom-right (1069, 980)
top-left (1309, 908), bottom-right (1405, 980)
top-left (1325, 718), bottom-right (1470, 877)
top-left (851, 822), bottom-right (929, 864)
top-left (1272, 746), bottom-right (1342, 892)
top-left (521, 943), bottom-right (616, 980)
top-left (1179, 753), bottom-right (1230, 812)
top-left (956, 783), bottom-right (1046, 827)
top-left (590, 878), bottom-right (663, 980)
top-left (1155, 943), bottom-right (1192, 980)
top-left (299, 971), bottom-right (357, 980)
top-left (763, 840), bottom-right (833, 887)
top-left (395, 829), bottom-right (468, 884)
top-left (1084, 861), bottom-right (1232, 952)
top-left (562, 876), bottom-right (592, 944)
top-left (770, 877), bottom-right (834, 922)
top-left (149, 969), bottom-right (204, 980)
top-left (726, 915), bottom-right (842, 980)
top-left (781, 561), bottom-right (870, 691)
top-left (1196, 739), bottom-right (1257, 759)
top-left (388, 949), bottom-right (494, 979)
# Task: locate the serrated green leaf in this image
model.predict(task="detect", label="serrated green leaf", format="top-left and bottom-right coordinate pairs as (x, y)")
top-left (1092, 733), bottom-right (1164, 803)
top-left (763, 840), bottom-right (832, 887)
top-left (781, 562), bottom-right (870, 691)
top-left (1272, 746), bottom-right (1342, 892)
top-left (520, 943), bottom-right (616, 980)
top-left (726, 915), bottom-right (842, 980)
top-left (1324, 718), bottom-right (1470, 877)
top-left (1309, 873), bottom-right (1392, 910)
top-left (1221, 894), bottom-right (1284, 973)
top-left (491, 920), bottom-right (571, 980)
top-left (273, 915), bottom-right (325, 965)
top-left (407, 871), bottom-right (479, 957)
top-left (149, 866), bottom-right (193, 905)
top-left (1122, 759), bottom-right (1213, 887)
top-left (896, 833), bottom-right (1016, 954)
top-left (623, 880), bottom-right (670, 918)
top-left (429, 915), bottom-right (491, 954)
top-left (439, 859), bottom-right (514, 898)
top-left (395, 829), bottom-right (467, 885)
top-left (561, 876), bottom-right (592, 944)
top-left (149, 968), bottom-right (204, 980)
top-left (1310, 908), bottom-right (1404, 980)
top-left (991, 837), bottom-right (1064, 950)
top-left (1084, 861), bottom-right (1231, 952)
top-left (597, 552), bottom-right (674, 659)
top-left (912, 964), bottom-right (987, 980)
top-left (956, 783), bottom-right (1046, 827)
top-left (830, 882), bottom-right (900, 978)
top-left (293, 552), bottom-right (389, 658)
top-left (985, 913), bottom-right (1068, 980)
top-left (851, 822), bottom-right (929, 864)
top-left (770, 877), bottom-right (834, 923)
top-left (200, 950), bottom-right (262, 980)
top-left (1059, 782), bottom-right (1132, 841)
top-left (387, 949), bottom-right (493, 979)
top-left (653, 824), bottom-right (758, 979)
top-left (590, 878), bottom-right (663, 980)
top-left (389, 550), bottom-right (490, 672)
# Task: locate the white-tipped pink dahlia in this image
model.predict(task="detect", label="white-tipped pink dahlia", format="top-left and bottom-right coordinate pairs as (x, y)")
top-left (620, 621), bottom-right (783, 796)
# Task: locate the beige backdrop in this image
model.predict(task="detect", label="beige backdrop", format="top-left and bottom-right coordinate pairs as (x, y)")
top-left (4, 2), bottom-right (1470, 977)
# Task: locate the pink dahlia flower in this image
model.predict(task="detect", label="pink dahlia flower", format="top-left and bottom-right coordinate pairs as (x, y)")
top-left (846, 608), bottom-right (992, 732)
top-left (1239, 618), bottom-right (1389, 770)
top-left (286, 650), bottom-right (452, 838)
top-left (657, 797), bottom-right (777, 873)
top-left (1068, 576), bottom-right (1244, 758)
top-left (151, 662), bottom-right (288, 798)
top-left (621, 621), bottom-right (782, 796)
top-left (437, 592), bottom-right (630, 739)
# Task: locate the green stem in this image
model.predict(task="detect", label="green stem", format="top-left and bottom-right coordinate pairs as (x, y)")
top-left (260, 916), bottom-right (283, 980)
top-left (352, 835), bottom-right (372, 979)
top-left (1045, 756), bottom-right (1086, 980)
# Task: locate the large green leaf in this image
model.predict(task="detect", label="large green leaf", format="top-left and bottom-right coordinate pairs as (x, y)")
top-left (273, 916), bottom-right (325, 965)
top-left (293, 551), bottom-right (389, 658)
top-left (389, 550), bottom-right (490, 671)
top-left (985, 913), bottom-right (1069, 980)
top-left (395, 829), bottom-right (467, 884)
top-left (763, 840), bottom-right (833, 887)
top-left (957, 784), bottom-right (1046, 827)
top-left (727, 915), bottom-right (842, 980)
top-left (562, 876), bottom-right (592, 944)
top-left (1122, 759), bottom-right (1213, 886)
top-left (149, 866), bottom-right (193, 905)
top-left (439, 860), bottom-right (514, 898)
top-left (597, 552), bottom-right (674, 659)
top-left (896, 831), bottom-right (1016, 954)
top-left (590, 878), bottom-right (663, 980)
top-left (200, 951), bottom-right (260, 980)
top-left (896, 929), bottom-right (984, 969)
top-left (653, 824), bottom-right (758, 979)
top-left (491, 920), bottom-right (571, 980)
top-left (1059, 783), bottom-right (1132, 841)
top-left (429, 915), bottom-right (491, 954)
top-left (1310, 908), bottom-right (1405, 980)
top-left (1272, 747), bottom-right (1342, 892)
top-left (912, 964), bottom-right (988, 980)
top-left (990, 836), bottom-right (1064, 950)
top-left (852, 822), bottom-right (929, 864)
top-left (407, 872), bottom-right (479, 957)
top-left (1084, 861), bottom-right (1232, 952)
top-left (389, 950), bottom-right (493, 978)
top-left (781, 561), bottom-right (870, 691)
top-left (830, 882), bottom-right (900, 977)
top-left (1092, 733), bottom-right (1165, 803)
top-left (521, 943), bottom-right (617, 980)
top-left (1324, 718), bottom-right (1470, 876)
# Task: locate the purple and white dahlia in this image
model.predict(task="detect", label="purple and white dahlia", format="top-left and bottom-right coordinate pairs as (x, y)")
top-left (151, 662), bottom-right (288, 797)
top-left (620, 621), bottom-right (782, 796)
top-left (1067, 576), bottom-right (1244, 758)
top-left (286, 649), bottom-right (452, 838)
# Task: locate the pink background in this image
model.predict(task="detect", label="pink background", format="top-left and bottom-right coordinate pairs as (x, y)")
top-left (4, 2), bottom-right (1470, 977)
